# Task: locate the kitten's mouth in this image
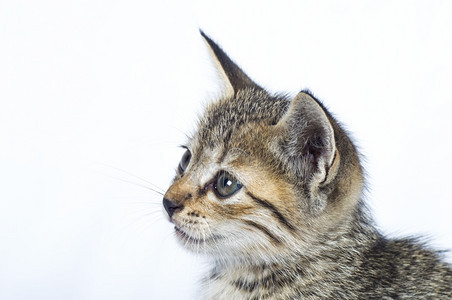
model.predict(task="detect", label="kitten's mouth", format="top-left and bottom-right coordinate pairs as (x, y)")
top-left (174, 226), bottom-right (222, 245)
top-left (174, 226), bottom-right (206, 244)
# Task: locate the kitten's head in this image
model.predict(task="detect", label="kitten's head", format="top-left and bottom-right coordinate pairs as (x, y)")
top-left (163, 31), bottom-right (364, 263)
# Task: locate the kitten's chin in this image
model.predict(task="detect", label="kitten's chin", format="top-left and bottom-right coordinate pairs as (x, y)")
top-left (174, 226), bottom-right (223, 253)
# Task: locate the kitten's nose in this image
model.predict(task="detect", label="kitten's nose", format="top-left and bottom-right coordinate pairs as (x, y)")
top-left (163, 198), bottom-right (184, 218)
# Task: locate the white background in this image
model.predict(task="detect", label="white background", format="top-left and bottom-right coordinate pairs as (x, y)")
top-left (1, 1), bottom-right (451, 299)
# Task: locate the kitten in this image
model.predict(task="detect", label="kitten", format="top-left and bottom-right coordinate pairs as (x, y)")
top-left (163, 31), bottom-right (452, 299)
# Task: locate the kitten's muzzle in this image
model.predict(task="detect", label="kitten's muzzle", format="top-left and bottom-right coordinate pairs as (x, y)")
top-left (163, 198), bottom-right (184, 218)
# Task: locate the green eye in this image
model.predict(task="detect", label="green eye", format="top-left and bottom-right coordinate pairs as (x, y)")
top-left (214, 171), bottom-right (243, 198)
top-left (178, 149), bottom-right (191, 173)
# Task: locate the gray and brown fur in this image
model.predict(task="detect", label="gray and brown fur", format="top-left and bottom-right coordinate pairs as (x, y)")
top-left (163, 31), bottom-right (452, 299)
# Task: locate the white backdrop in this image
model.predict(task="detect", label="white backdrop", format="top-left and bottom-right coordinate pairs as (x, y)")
top-left (1, 1), bottom-right (451, 299)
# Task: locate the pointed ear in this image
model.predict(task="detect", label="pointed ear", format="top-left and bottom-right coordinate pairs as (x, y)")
top-left (200, 30), bottom-right (262, 96)
top-left (274, 92), bottom-right (339, 214)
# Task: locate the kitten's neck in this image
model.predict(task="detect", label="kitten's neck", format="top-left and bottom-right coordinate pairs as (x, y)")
top-left (203, 203), bottom-right (379, 299)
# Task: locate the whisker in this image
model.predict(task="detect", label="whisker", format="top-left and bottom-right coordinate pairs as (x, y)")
top-left (107, 175), bottom-right (164, 196)
top-left (127, 209), bottom-right (163, 217)
top-left (98, 163), bottom-right (166, 193)
top-left (164, 230), bottom-right (176, 244)
top-left (128, 201), bottom-right (162, 206)
top-left (202, 218), bottom-right (221, 259)
top-left (121, 210), bottom-right (165, 234)
top-left (136, 213), bottom-right (165, 236)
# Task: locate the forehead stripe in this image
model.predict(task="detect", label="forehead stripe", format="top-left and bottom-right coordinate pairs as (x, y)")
top-left (217, 146), bottom-right (229, 164)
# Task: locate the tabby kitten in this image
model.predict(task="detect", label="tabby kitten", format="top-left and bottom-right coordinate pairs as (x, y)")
top-left (162, 31), bottom-right (452, 299)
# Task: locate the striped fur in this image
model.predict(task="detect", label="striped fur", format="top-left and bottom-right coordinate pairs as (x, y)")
top-left (163, 32), bottom-right (452, 299)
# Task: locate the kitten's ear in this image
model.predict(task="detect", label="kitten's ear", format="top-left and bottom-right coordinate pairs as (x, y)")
top-left (275, 92), bottom-right (339, 214)
top-left (200, 30), bottom-right (262, 97)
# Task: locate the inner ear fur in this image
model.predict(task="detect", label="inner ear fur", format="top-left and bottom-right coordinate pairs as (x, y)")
top-left (275, 92), bottom-right (339, 213)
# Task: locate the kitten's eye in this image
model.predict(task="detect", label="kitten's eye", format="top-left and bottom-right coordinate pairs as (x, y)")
top-left (178, 149), bottom-right (191, 173)
top-left (214, 171), bottom-right (242, 198)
